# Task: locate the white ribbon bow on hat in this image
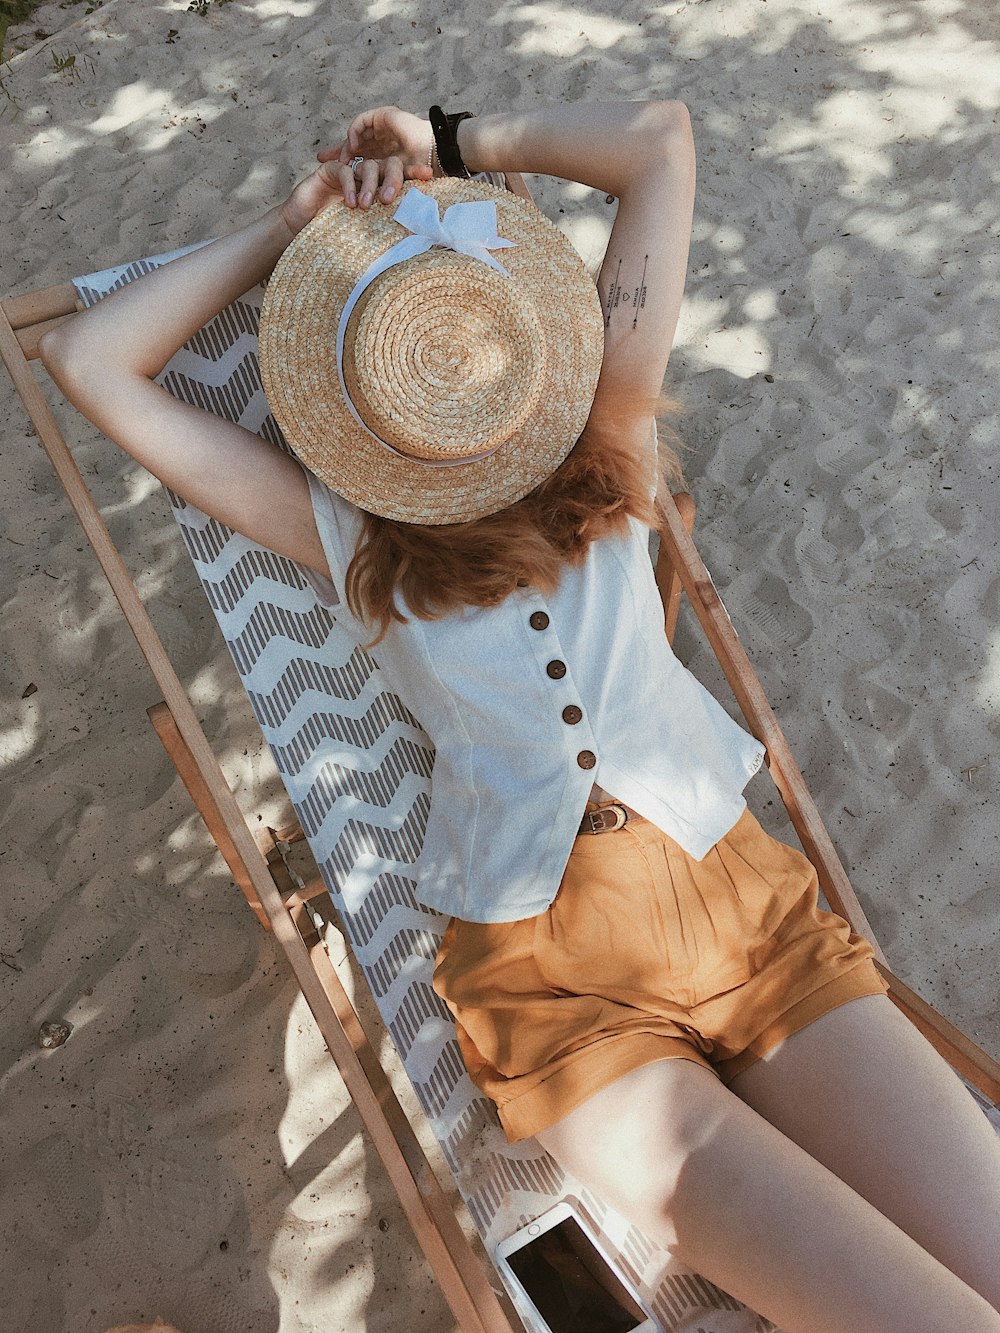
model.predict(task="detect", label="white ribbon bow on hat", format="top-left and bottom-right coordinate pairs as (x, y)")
top-left (335, 186), bottom-right (518, 462)
top-left (392, 188), bottom-right (517, 275)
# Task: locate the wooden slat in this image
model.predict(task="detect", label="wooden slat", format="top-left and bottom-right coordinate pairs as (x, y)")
top-left (16, 312), bottom-right (78, 362)
top-left (655, 490), bottom-right (696, 646)
top-left (0, 303), bottom-right (518, 1333)
top-left (501, 170), bottom-right (532, 202)
top-left (150, 698), bottom-right (520, 1322)
top-left (286, 876), bottom-right (331, 906)
top-left (300, 929), bottom-right (524, 1331)
top-left (148, 701), bottom-right (271, 930)
top-left (875, 962), bottom-right (1000, 1107)
top-left (266, 819), bottom-right (308, 848)
top-left (657, 492), bottom-right (886, 959)
top-left (2, 282), bottom-right (81, 329)
top-left (141, 696), bottom-right (518, 1333)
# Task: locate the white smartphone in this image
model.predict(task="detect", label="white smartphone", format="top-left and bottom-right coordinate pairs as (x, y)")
top-left (495, 1200), bottom-right (659, 1333)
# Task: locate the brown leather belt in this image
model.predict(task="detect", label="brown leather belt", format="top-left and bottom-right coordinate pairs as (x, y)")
top-left (577, 803), bottom-right (631, 835)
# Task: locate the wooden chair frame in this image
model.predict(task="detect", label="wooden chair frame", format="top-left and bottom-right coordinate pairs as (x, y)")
top-left (4, 235), bottom-right (999, 1332)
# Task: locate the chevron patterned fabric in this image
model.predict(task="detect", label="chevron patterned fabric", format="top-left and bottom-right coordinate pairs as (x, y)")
top-left (72, 245), bottom-right (784, 1333)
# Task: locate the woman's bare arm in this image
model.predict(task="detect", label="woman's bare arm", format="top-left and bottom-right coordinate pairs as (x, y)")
top-left (37, 156), bottom-right (430, 578)
top-left (39, 207), bottom-right (328, 572)
top-left (463, 103), bottom-right (696, 421)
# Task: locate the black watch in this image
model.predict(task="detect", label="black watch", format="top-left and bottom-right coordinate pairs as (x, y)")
top-left (429, 105), bottom-right (474, 179)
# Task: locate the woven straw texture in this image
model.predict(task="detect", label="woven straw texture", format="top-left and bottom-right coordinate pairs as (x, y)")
top-left (259, 178), bottom-right (604, 524)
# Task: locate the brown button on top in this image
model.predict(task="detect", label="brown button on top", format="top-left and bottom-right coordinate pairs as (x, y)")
top-left (529, 611), bottom-right (550, 631)
top-left (562, 705), bottom-right (583, 725)
top-left (546, 660), bottom-right (567, 679)
top-left (516, 578), bottom-right (529, 588)
top-left (576, 750), bottom-right (597, 770)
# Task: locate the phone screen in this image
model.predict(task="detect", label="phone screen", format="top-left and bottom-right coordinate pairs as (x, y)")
top-left (506, 1216), bottom-right (649, 1333)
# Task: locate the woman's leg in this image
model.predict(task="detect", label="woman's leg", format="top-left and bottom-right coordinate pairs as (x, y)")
top-left (535, 1055), bottom-right (1000, 1333)
top-left (727, 993), bottom-right (1000, 1308)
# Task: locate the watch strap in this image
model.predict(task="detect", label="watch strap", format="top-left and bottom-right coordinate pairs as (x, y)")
top-left (429, 105), bottom-right (474, 179)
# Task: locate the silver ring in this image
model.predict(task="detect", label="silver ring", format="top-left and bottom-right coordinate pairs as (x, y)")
top-left (348, 156), bottom-right (364, 172)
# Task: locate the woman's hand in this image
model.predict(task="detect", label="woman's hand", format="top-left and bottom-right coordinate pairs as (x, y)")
top-left (320, 105), bottom-right (436, 190)
top-left (279, 149), bottom-right (432, 234)
top-left (280, 106), bottom-right (439, 236)
top-left (279, 160), bottom-right (347, 235)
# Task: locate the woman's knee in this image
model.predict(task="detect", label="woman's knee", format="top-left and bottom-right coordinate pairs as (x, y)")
top-left (536, 1057), bottom-right (741, 1250)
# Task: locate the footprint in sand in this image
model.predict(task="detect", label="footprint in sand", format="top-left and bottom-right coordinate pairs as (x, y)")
top-left (12, 1133), bottom-right (103, 1252)
top-left (734, 572), bottom-right (813, 651)
top-left (798, 534), bottom-right (841, 584)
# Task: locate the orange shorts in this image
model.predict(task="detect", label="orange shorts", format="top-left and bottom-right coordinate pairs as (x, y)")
top-left (432, 807), bottom-right (889, 1143)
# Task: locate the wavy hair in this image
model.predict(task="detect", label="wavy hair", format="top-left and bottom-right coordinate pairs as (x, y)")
top-left (344, 390), bottom-right (683, 646)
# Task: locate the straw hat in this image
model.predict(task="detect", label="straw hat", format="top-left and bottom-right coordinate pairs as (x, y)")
top-left (259, 177), bottom-right (604, 525)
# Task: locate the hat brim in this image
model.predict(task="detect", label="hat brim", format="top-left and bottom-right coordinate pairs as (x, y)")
top-left (259, 179), bottom-right (604, 525)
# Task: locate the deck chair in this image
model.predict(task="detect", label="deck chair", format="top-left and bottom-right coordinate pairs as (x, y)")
top-left (4, 171), bottom-right (999, 1333)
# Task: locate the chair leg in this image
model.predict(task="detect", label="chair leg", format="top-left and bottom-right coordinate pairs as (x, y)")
top-left (147, 700), bottom-right (272, 930)
top-left (656, 491), bottom-right (697, 647)
top-left (145, 698), bottom-right (522, 1333)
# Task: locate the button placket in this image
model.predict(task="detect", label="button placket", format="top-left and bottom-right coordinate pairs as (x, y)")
top-left (520, 596), bottom-right (596, 773)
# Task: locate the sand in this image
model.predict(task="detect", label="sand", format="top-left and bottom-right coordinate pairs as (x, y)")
top-left (1, 1), bottom-right (998, 1329)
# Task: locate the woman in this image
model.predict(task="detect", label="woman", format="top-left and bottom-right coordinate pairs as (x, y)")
top-left (40, 100), bottom-right (1000, 1332)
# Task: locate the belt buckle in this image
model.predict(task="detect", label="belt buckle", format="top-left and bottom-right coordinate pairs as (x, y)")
top-left (585, 804), bottom-right (628, 834)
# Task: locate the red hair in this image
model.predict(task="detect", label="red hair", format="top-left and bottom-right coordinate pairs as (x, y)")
top-left (345, 390), bottom-right (682, 645)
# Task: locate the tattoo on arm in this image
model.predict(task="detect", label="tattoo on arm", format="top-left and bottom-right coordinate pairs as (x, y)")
top-left (603, 258), bottom-right (622, 328)
top-left (632, 255), bottom-right (649, 330)
top-left (603, 255), bottom-right (650, 329)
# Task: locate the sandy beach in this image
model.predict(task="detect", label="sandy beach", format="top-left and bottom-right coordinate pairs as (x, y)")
top-left (1, 1), bottom-right (998, 1329)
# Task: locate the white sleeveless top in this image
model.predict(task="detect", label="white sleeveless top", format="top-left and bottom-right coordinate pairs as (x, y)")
top-left (302, 468), bottom-right (765, 924)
